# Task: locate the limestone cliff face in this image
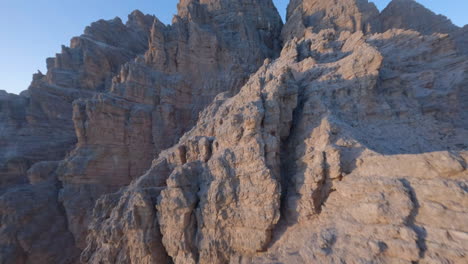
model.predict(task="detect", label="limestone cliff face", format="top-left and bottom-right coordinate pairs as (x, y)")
top-left (82, 26), bottom-right (468, 264)
top-left (0, 10), bottom-right (155, 192)
top-left (379, 0), bottom-right (459, 35)
top-left (0, 0), bottom-right (467, 264)
top-left (378, 0), bottom-right (467, 55)
top-left (282, 0), bottom-right (381, 40)
top-left (57, 0), bottom-right (283, 249)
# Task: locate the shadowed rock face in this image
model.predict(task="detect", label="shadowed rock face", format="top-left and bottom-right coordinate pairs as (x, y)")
top-left (454, 25), bottom-right (468, 54)
top-left (56, 0), bottom-right (283, 250)
top-left (378, 0), bottom-right (468, 55)
top-left (0, 0), bottom-right (467, 264)
top-left (0, 10), bottom-right (155, 192)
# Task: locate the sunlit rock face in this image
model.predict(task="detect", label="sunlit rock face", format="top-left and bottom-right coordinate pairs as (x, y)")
top-left (0, 0), bottom-right (467, 264)
top-left (282, 0), bottom-right (381, 41)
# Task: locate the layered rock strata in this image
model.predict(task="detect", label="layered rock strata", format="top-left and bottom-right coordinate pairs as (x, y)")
top-left (0, 11), bottom-right (155, 192)
top-left (82, 25), bottom-right (468, 263)
top-left (57, 0), bottom-right (283, 249)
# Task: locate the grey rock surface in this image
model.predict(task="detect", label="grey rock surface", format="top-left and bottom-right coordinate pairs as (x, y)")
top-left (282, 0), bottom-right (381, 41)
top-left (57, 0), bottom-right (283, 249)
top-left (379, 0), bottom-right (468, 55)
top-left (0, 0), bottom-right (467, 263)
top-left (379, 0), bottom-right (459, 35)
top-left (0, 10), bottom-right (155, 192)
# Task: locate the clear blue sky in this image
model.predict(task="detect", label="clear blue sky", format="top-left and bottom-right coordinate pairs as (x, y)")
top-left (1, 0), bottom-right (466, 94)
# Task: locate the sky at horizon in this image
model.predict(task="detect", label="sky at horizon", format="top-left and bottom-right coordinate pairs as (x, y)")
top-left (1, 0), bottom-right (467, 94)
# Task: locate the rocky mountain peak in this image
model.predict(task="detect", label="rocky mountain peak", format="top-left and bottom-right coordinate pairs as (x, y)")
top-left (283, 0), bottom-right (381, 40)
top-left (0, 1), bottom-right (467, 264)
top-left (127, 9), bottom-right (157, 30)
top-left (177, 0), bottom-right (279, 21)
top-left (380, 0), bottom-right (459, 34)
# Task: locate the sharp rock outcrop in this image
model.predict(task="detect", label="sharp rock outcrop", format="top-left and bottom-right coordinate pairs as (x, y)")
top-left (56, 0), bottom-right (283, 250)
top-left (0, 10), bottom-right (155, 192)
top-left (282, 0), bottom-right (381, 41)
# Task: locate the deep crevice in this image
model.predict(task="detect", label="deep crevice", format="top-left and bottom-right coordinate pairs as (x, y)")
top-left (400, 178), bottom-right (427, 260)
top-left (274, 79), bottom-right (307, 233)
top-left (313, 151), bottom-right (335, 213)
top-left (279, 81), bottom-right (306, 220)
top-left (54, 179), bottom-right (82, 263)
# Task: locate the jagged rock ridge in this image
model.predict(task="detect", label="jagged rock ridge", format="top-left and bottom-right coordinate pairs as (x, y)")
top-left (0, 0), bottom-right (467, 264)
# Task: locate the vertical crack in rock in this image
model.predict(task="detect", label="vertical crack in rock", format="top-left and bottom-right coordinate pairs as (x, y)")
top-left (55, 179), bottom-right (74, 244)
top-left (264, 75), bottom-right (306, 248)
top-left (124, 106), bottom-right (132, 183)
top-left (278, 81), bottom-right (306, 222)
top-left (400, 179), bottom-right (428, 260)
top-left (157, 162), bottom-right (203, 264)
top-left (314, 151), bottom-right (336, 213)
top-left (257, 66), bottom-right (302, 249)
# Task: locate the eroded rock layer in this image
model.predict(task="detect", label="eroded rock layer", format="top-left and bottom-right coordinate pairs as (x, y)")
top-left (0, 10), bottom-right (155, 192)
top-left (0, 0), bottom-right (467, 263)
top-left (57, 0), bottom-right (283, 249)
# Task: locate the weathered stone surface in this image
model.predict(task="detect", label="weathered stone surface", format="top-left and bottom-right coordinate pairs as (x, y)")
top-left (379, 0), bottom-right (459, 35)
top-left (81, 24), bottom-right (467, 263)
top-left (0, 10), bottom-right (157, 264)
top-left (282, 0), bottom-right (381, 41)
top-left (1, 0), bottom-right (467, 264)
top-left (156, 67), bottom-right (298, 264)
top-left (83, 61), bottom-right (298, 263)
top-left (57, 0), bottom-right (284, 249)
top-left (0, 10), bottom-right (155, 191)
top-left (379, 0), bottom-right (468, 55)
top-left (81, 171), bottom-right (170, 264)
top-left (248, 22), bottom-right (468, 264)
top-left (251, 151), bottom-right (467, 264)
top-left (0, 181), bottom-right (80, 264)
